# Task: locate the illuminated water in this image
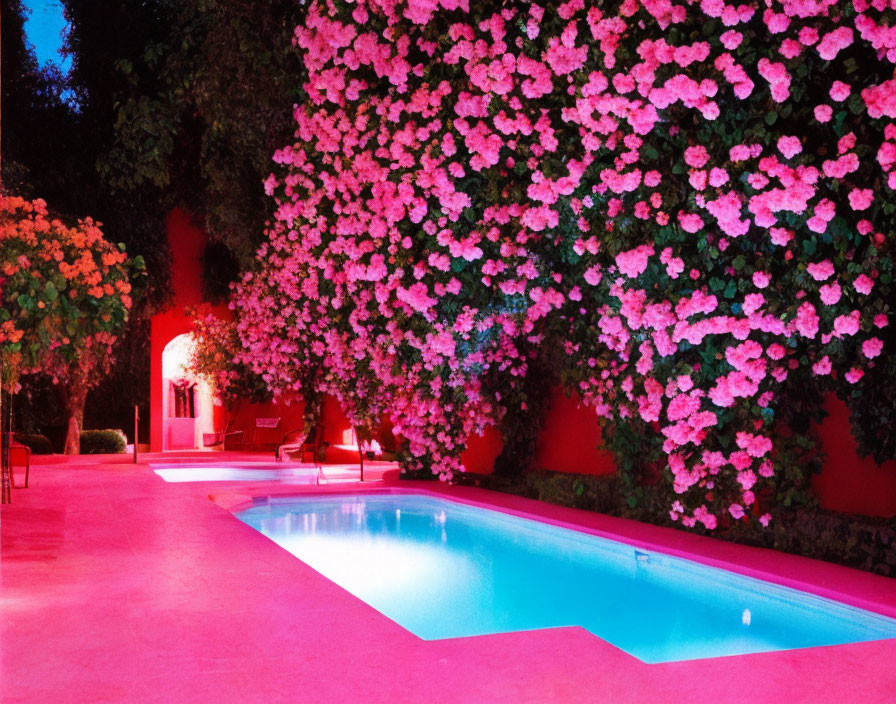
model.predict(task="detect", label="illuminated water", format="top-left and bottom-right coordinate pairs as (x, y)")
top-left (154, 466), bottom-right (318, 483)
top-left (236, 493), bottom-right (896, 663)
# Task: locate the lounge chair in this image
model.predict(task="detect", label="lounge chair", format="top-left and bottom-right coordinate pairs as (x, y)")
top-left (277, 424), bottom-right (324, 464)
top-left (202, 430), bottom-right (244, 450)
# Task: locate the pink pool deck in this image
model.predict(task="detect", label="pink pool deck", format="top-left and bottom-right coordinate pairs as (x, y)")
top-left (3, 457), bottom-right (896, 703)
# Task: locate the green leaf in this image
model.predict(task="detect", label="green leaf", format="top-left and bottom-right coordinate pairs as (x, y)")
top-left (43, 282), bottom-right (58, 302)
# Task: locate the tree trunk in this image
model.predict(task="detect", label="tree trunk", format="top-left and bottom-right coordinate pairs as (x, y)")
top-left (64, 377), bottom-right (88, 455)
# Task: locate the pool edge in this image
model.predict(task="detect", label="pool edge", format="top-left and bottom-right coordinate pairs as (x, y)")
top-left (211, 481), bottom-right (896, 622)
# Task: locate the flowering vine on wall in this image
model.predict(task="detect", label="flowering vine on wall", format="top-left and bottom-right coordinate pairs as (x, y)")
top-left (187, 306), bottom-right (271, 408)
top-left (232, 0), bottom-right (895, 528)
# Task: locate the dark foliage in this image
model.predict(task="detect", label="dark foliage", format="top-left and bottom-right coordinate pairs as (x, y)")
top-left (461, 470), bottom-right (896, 577)
top-left (99, 0), bottom-right (307, 264)
top-left (80, 429), bottom-right (127, 454)
top-left (841, 319), bottom-right (896, 465)
top-left (1, 0), bottom-right (75, 199)
top-left (487, 351), bottom-right (554, 477)
top-left (13, 433), bottom-right (54, 455)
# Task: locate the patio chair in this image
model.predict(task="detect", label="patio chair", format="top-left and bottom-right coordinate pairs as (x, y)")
top-left (1, 433), bottom-right (30, 489)
top-left (10, 439), bottom-right (31, 488)
top-left (252, 418), bottom-right (281, 451)
top-left (202, 430), bottom-right (244, 450)
top-left (277, 423), bottom-right (324, 464)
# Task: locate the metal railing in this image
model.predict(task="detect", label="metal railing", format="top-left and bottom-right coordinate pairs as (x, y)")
top-left (1, 382), bottom-right (12, 504)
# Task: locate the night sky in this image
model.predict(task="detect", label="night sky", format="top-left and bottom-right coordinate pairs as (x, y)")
top-left (22, 0), bottom-right (70, 73)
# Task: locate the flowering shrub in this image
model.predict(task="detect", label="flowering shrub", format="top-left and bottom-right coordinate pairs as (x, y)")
top-left (187, 307), bottom-right (270, 408)
top-left (233, 0), bottom-right (895, 527)
top-left (0, 195), bottom-right (142, 453)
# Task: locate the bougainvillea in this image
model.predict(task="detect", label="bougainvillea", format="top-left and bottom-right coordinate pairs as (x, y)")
top-left (232, 0), bottom-right (895, 527)
top-left (186, 307), bottom-right (271, 408)
top-left (0, 195), bottom-right (142, 453)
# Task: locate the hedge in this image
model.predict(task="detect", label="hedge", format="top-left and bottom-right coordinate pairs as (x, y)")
top-left (458, 470), bottom-right (896, 578)
top-left (79, 429), bottom-right (127, 454)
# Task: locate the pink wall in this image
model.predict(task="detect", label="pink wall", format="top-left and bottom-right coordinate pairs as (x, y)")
top-left (167, 208), bottom-right (206, 308)
top-left (534, 388), bottom-right (617, 475)
top-left (460, 388), bottom-right (616, 476)
top-left (150, 309), bottom-right (192, 451)
top-left (461, 427), bottom-right (503, 475)
top-left (813, 395), bottom-right (896, 518)
top-left (459, 388), bottom-right (896, 519)
top-left (225, 398), bottom-right (305, 450)
top-left (150, 210), bottom-right (208, 451)
top-left (320, 396), bottom-right (352, 446)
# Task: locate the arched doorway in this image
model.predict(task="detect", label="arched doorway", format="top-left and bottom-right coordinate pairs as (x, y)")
top-left (161, 333), bottom-right (216, 451)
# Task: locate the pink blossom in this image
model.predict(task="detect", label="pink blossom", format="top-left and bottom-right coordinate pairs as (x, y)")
top-left (736, 431), bottom-right (772, 457)
top-left (709, 168), bottom-right (729, 187)
top-left (678, 212), bottom-right (705, 233)
top-left (848, 188), bottom-right (874, 211)
top-left (397, 282), bottom-right (437, 313)
top-left (829, 81), bottom-right (850, 102)
top-left (819, 282), bottom-right (841, 305)
top-left (812, 356), bottom-right (832, 375)
top-left (766, 343), bottom-right (785, 360)
top-left (798, 26), bottom-right (818, 46)
top-left (584, 265), bottom-right (602, 286)
top-left (769, 228), bottom-right (793, 246)
top-left (845, 368), bottom-right (865, 384)
top-left (862, 79), bottom-right (896, 119)
top-left (752, 271), bottom-right (770, 289)
top-left (777, 136), bottom-right (802, 159)
top-left (684, 145), bottom-right (710, 168)
top-left (742, 293), bottom-right (765, 315)
top-left (545, 42), bottom-right (587, 75)
top-left (737, 469), bottom-right (757, 491)
top-left (806, 260), bottom-right (834, 281)
top-left (757, 58), bottom-right (791, 102)
top-left (854, 274), bottom-right (874, 295)
top-left (816, 27), bottom-right (854, 61)
top-left (795, 301), bottom-right (819, 338)
top-left (833, 311), bottom-right (860, 337)
top-left (720, 31), bottom-right (742, 50)
top-left (729, 145), bottom-right (751, 162)
top-left (814, 104), bottom-right (833, 122)
top-left (862, 337), bottom-right (884, 358)
top-left (615, 245), bottom-right (654, 278)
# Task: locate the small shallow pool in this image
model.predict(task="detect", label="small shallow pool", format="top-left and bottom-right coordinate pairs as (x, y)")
top-left (236, 493), bottom-right (896, 663)
top-left (154, 465), bottom-right (319, 483)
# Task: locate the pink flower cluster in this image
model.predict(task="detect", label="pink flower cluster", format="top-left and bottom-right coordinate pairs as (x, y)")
top-left (228, 0), bottom-right (895, 529)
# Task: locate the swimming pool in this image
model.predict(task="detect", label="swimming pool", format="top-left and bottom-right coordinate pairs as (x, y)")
top-left (236, 493), bottom-right (896, 663)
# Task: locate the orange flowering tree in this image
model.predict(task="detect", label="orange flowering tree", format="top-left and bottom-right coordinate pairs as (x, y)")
top-left (0, 195), bottom-right (143, 453)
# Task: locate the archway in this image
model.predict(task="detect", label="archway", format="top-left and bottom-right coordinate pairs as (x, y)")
top-left (161, 333), bottom-right (216, 451)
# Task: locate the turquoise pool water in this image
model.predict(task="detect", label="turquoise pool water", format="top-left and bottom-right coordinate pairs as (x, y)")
top-left (236, 494), bottom-right (896, 663)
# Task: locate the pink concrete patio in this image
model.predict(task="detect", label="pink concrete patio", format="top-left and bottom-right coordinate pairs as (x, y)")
top-left (3, 456), bottom-right (896, 703)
